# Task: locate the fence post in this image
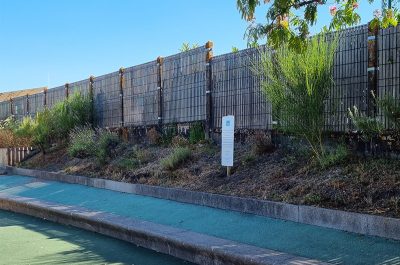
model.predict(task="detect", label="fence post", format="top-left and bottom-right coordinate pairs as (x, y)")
top-left (119, 67), bottom-right (125, 128)
top-left (205, 41), bottom-right (213, 139)
top-left (157, 56), bottom-right (164, 129)
top-left (89, 75), bottom-right (95, 125)
top-left (367, 23), bottom-right (379, 116)
top-left (9, 98), bottom-right (13, 117)
top-left (65, 83), bottom-right (70, 99)
top-left (7, 148), bottom-right (10, 166)
top-left (43, 88), bottom-right (47, 108)
top-left (26, 94), bottom-right (30, 117)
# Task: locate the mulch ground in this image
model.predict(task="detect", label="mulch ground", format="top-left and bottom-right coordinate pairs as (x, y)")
top-left (22, 141), bottom-right (400, 218)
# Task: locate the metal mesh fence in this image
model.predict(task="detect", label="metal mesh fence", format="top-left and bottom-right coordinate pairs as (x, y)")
top-left (46, 86), bottom-right (66, 109)
top-left (211, 47), bottom-right (272, 130)
top-left (28, 92), bottom-right (45, 117)
top-left (124, 61), bottom-right (159, 127)
top-left (93, 71), bottom-right (121, 128)
top-left (0, 100), bottom-right (11, 121)
top-left (69, 79), bottom-right (90, 97)
top-left (324, 25), bottom-right (369, 132)
top-left (377, 25), bottom-right (400, 129)
top-left (162, 46), bottom-right (208, 124)
top-left (0, 24), bottom-right (399, 134)
top-left (12, 96), bottom-right (27, 121)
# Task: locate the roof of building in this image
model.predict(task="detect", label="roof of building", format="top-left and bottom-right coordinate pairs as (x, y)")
top-left (0, 87), bottom-right (46, 102)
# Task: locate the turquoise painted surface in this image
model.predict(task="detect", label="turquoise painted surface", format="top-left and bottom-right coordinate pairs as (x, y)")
top-left (1, 175), bottom-right (399, 265)
top-left (0, 210), bottom-right (191, 265)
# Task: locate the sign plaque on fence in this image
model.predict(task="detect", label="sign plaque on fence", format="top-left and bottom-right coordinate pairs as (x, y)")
top-left (221, 115), bottom-right (234, 175)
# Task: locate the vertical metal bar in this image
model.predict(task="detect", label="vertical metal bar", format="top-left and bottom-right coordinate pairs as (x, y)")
top-left (367, 23), bottom-right (379, 117)
top-left (119, 67), bottom-right (125, 128)
top-left (205, 41), bottom-right (213, 138)
top-left (157, 56), bottom-right (164, 128)
top-left (89, 75), bottom-right (95, 125)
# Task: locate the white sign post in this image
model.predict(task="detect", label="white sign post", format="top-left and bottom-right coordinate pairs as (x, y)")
top-left (221, 115), bottom-right (234, 176)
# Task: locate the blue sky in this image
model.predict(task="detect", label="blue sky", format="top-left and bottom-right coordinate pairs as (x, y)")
top-left (0, 0), bottom-right (380, 92)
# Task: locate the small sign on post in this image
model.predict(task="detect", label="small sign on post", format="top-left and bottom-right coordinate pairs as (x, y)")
top-left (221, 115), bottom-right (234, 176)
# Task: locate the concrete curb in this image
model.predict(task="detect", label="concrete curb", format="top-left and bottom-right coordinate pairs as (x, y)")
top-left (6, 166), bottom-right (400, 241)
top-left (0, 194), bottom-right (328, 265)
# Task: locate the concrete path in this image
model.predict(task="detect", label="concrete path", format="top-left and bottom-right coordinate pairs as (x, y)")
top-left (0, 210), bottom-right (192, 265)
top-left (0, 175), bottom-right (399, 265)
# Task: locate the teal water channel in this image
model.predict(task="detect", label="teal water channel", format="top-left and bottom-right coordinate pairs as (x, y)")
top-left (0, 210), bottom-right (192, 265)
top-left (0, 175), bottom-right (399, 265)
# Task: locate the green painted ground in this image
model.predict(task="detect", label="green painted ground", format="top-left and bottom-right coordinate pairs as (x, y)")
top-left (1, 175), bottom-right (400, 265)
top-left (0, 210), bottom-right (191, 265)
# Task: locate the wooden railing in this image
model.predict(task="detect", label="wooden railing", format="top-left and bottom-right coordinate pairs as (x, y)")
top-left (0, 147), bottom-right (34, 166)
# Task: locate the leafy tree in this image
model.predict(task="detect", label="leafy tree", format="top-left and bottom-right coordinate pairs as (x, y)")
top-left (237, 0), bottom-right (399, 50)
top-left (255, 35), bottom-right (338, 163)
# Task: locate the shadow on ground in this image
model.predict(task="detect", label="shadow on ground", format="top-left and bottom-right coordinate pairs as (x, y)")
top-left (0, 210), bottom-right (191, 265)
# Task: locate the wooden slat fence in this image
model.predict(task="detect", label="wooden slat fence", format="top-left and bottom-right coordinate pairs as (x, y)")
top-left (162, 46), bottom-right (208, 124)
top-left (211, 47), bottom-right (272, 130)
top-left (123, 61), bottom-right (159, 126)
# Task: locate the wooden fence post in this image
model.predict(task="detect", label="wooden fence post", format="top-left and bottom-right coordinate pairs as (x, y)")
top-left (119, 67), bottom-right (125, 128)
top-left (205, 41), bottom-right (213, 138)
top-left (26, 94), bottom-right (30, 116)
top-left (367, 23), bottom-right (379, 116)
top-left (65, 83), bottom-right (70, 99)
top-left (157, 56), bottom-right (164, 129)
top-left (9, 98), bottom-right (13, 116)
top-left (43, 88), bottom-right (47, 108)
top-left (7, 148), bottom-right (10, 166)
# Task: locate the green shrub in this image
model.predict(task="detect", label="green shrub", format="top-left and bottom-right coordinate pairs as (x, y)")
top-left (348, 106), bottom-right (383, 142)
top-left (161, 147), bottom-right (191, 170)
top-left (242, 153), bottom-right (256, 166)
top-left (13, 91), bottom-right (93, 153)
top-left (14, 110), bottom-right (52, 153)
top-left (319, 144), bottom-right (349, 169)
top-left (304, 193), bottom-right (322, 204)
top-left (51, 92), bottom-right (93, 142)
top-left (377, 94), bottom-right (400, 129)
top-left (256, 35), bottom-right (338, 164)
top-left (68, 126), bottom-right (96, 158)
top-left (189, 122), bottom-right (205, 144)
top-left (133, 147), bottom-right (153, 164)
top-left (0, 116), bottom-right (18, 130)
top-left (96, 129), bottom-right (120, 164)
top-left (116, 157), bottom-right (139, 170)
top-left (161, 125), bottom-right (177, 146)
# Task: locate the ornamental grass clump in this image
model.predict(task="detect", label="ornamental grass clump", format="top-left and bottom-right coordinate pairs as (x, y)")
top-left (68, 126), bottom-right (96, 158)
top-left (96, 129), bottom-right (120, 164)
top-left (161, 147), bottom-right (191, 170)
top-left (255, 35), bottom-right (338, 165)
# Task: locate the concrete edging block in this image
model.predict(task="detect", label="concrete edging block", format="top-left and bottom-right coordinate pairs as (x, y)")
top-left (6, 166), bottom-right (400, 241)
top-left (0, 194), bottom-right (328, 265)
